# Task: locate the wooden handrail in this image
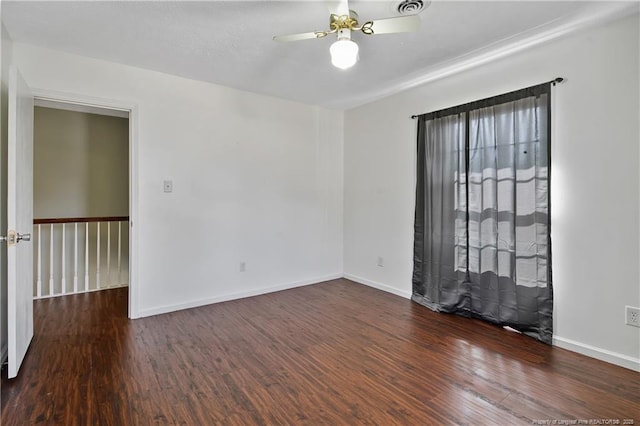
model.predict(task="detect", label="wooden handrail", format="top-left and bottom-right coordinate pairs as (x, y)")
top-left (34, 216), bottom-right (129, 225)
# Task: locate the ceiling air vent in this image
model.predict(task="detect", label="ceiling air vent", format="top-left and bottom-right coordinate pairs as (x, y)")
top-left (396, 0), bottom-right (427, 15)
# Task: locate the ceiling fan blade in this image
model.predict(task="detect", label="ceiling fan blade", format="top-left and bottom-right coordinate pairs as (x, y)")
top-left (361, 14), bottom-right (421, 35)
top-left (273, 31), bottom-right (329, 42)
top-left (326, 0), bottom-right (349, 16)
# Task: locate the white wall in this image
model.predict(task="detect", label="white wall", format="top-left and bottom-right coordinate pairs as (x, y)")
top-left (12, 43), bottom-right (344, 317)
top-left (34, 106), bottom-right (129, 218)
top-left (0, 22), bottom-right (13, 362)
top-left (344, 14), bottom-right (640, 370)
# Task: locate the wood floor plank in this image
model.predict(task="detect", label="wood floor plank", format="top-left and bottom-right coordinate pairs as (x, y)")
top-left (2, 279), bottom-right (639, 425)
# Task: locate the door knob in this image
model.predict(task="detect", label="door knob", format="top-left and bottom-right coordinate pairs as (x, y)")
top-left (2, 230), bottom-right (16, 245)
top-left (1, 230), bottom-right (30, 246)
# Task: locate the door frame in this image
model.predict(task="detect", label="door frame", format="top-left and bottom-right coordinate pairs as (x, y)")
top-left (30, 88), bottom-right (140, 319)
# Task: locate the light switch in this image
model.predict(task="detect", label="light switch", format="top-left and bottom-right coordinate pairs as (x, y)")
top-left (163, 180), bottom-right (173, 193)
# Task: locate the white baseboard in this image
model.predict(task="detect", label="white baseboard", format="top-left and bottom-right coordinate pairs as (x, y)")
top-left (553, 335), bottom-right (640, 372)
top-left (343, 273), bottom-right (412, 299)
top-left (136, 273), bottom-right (343, 318)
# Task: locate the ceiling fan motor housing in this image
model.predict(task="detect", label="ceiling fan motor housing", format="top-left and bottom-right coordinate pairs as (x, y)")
top-left (336, 28), bottom-right (351, 40)
top-left (329, 10), bottom-right (360, 32)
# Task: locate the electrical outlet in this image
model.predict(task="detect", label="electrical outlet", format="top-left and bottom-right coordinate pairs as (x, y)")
top-left (239, 262), bottom-right (246, 273)
top-left (626, 306), bottom-right (640, 327)
top-left (377, 256), bottom-right (384, 267)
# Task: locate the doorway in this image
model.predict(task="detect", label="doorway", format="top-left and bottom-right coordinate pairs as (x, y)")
top-left (33, 101), bottom-right (129, 299)
top-left (2, 76), bottom-right (139, 378)
top-left (30, 91), bottom-right (138, 319)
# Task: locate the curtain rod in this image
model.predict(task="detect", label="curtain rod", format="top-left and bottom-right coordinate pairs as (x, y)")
top-left (410, 77), bottom-right (564, 119)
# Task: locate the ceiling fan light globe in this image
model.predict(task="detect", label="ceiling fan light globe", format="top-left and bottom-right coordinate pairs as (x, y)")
top-left (330, 39), bottom-right (359, 69)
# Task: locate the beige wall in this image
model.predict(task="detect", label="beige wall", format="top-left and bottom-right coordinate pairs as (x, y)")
top-left (34, 107), bottom-right (128, 218)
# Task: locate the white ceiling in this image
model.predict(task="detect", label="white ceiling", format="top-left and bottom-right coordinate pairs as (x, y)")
top-left (2, 1), bottom-right (638, 109)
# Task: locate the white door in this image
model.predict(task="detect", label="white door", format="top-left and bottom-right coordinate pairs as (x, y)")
top-left (6, 66), bottom-right (34, 379)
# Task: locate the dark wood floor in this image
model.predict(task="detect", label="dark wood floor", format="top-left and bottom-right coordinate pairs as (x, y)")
top-left (2, 279), bottom-right (639, 425)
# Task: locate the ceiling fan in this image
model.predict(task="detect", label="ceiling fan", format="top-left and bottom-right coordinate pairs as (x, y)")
top-left (273, 0), bottom-right (424, 70)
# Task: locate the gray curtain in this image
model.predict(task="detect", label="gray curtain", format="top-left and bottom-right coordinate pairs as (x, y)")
top-left (412, 83), bottom-right (553, 344)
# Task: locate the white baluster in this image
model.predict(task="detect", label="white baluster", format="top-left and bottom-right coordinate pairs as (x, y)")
top-left (49, 224), bottom-right (54, 296)
top-left (61, 223), bottom-right (66, 294)
top-left (117, 221), bottom-right (122, 286)
top-left (107, 221), bottom-right (111, 287)
top-left (73, 222), bottom-right (78, 293)
top-left (84, 222), bottom-right (89, 291)
top-left (96, 222), bottom-right (101, 289)
top-left (37, 224), bottom-right (42, 298)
